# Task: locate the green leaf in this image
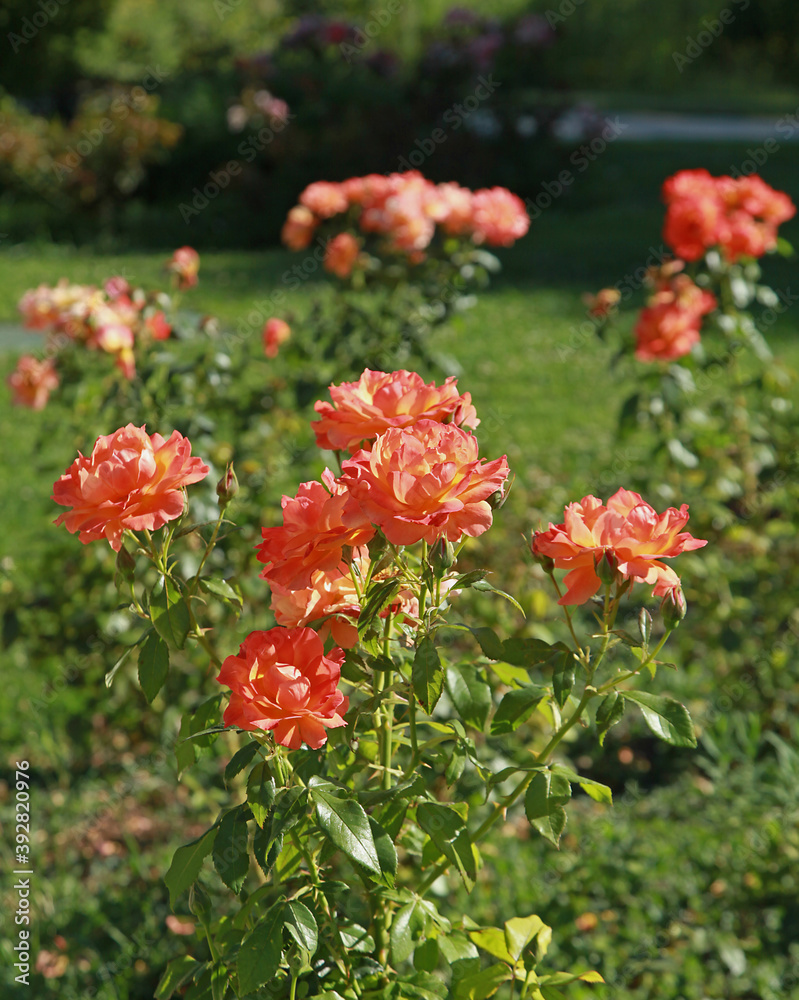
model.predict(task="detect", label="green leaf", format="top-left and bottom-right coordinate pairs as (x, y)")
top-left (622, 691), bottom-right (697, 747)
top-left (437, 933), bottom-right (479, 964)
top-left (210, 964), bottom-right (228, 1000)
top-left (391, 899), bottom-right (421, 965)
top-left (452, 962), bottom-right (511, 1000)
top-left (358, 579), bottom-right (401, 635)
top-left (549, 765), bottom-right (612, 805)
top-left (468, 627), bottom-right (552, 667)
top-left (309, 777), bottom-right (382, 876)
top-left (176, 713), bottom-right (196, 778)
top-left (237, 903), bottom-right (284, 995)
top-left (524, 771), bottom-right (571, 847)
top-left (164, 828), bottom-right (217, 908)
top-left (213, 807), bottom-right (250, 893)
top-left (595, 691), bottom-right (625, 746)
top-left (417, 801), bottom-right (476, 889)
top-left (105, 630), bottom-right (151, 688)
top-left (414, 937), bottom-right (439, 972)
top-left (446, 665), bottom-right (492, 732)
top-left (369, 816), bottom-right (398, 887)
top-left (446, 743), bottom-right (468, 784)
top-left (155, 956), bottom-right (202, 999)
top-left (468, 927), bottom-right (514, 964)
top-left (504, 914), bottom-right (548, 962)
top-left (224, 742), bottom-right (260, 785)
top-left (284, 900), bottom-right (318, 956)
top-left (246, 762), bottom-right (276, 828)
top-left (490, 685), bottom-right (547, 736)
top-left (413, 638), bottom-right (444, 713)
top-left (550, 647), bottom-right (575, 708)
top-left (453, 569), bottom-right (489, 589)
top-left (200, 577), bottom-right (242, 609)
top-left (500, 637), bottom-right (554, 667)
top-left (469, 627), bottom-right (505, 661)
top-left (470, 580), bottom-right (525, 615)
top-left (138, 633), bottom-right (170, 703)
top-left (150, 575), bottom-right (191, 649)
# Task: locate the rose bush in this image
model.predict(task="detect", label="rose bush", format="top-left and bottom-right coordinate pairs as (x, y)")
top-left (52, 369), bottom-right (706, 999)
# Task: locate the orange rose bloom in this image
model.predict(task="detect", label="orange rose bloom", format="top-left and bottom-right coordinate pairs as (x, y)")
top-left (167, 247), bottom-right (200, 290)
top-left (313, 369), bottom-right (479, 453)
top-left (339, 420), bottom-right (509, 546)
top-left (532, 488), bottom-right (707, 606)
top-left (269, 549), bottom-right (419, 649)
top-left (52, 424), bottom-right (210, 551)
top-left (256, 471), bottom-right (375, 589)
top-left (8, 355), bottom-right (59, 410)
top-left (299, 181), bottom-right (349, 219)
top-left (471, 187), bottom-right (530, 247)
top-left (663, 169), bottom-right (795, 262)
top-left (634, 271), bottom-right (716, 362)
top-left (281, 205), bottom-right (317, 251)
top-left (262, 317), bottom-right (291, 358)
top-left (217, 627), bottom-right (348, 750)
top-left (662, 169), bottom-right (723, 262)
top-left (324, 232), bottom-right (361, 278)
top-left (428, 182), bottom-right (475, 236)
top-left (270, 561), bottom-right (363, 650)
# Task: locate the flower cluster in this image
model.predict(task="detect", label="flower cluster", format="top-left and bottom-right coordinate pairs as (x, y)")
top-left (281, 171), bottom-right (530, 274)
top-left (11, 248), bottom-right (199, 401)
top-left (217, 627), bottom-right (349, 750)
top-left (663, 169), bottom-right (795, 263)
top-left (633, 261), bottom-right (717, 362)
top-left (52, 424), bottom-right (209, 551)
top-left (247, 368), bottom-right (507, 679)
top-left (532, 488), bottom-right (706, 607)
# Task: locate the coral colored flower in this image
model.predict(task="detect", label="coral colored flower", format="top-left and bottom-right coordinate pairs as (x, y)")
top-left (662, 169), bottom-right (723, 261)
top-left (583, 287), bottom-right (621, 319)
top-left (663, 170), bottom-right (795, 262)
top-left (52, 424), bottom-right (210, 551)
top-left (313, 368), bottom-right (479, 453)
top-left (7, 355), bottom-right (59, 409)
top-left (145, 310), bottom-right (172, 341)
top-left (256, 471), bottom-right (375, 589)
top-left (339, 420), bottom-right (509, 546)
top-left (532, 488), bottom-right (707, 606)
top-left (324, 232), bottom-right (361, 278)
top-left (715, 174), bottom-right (796, 261)
top-left (269, 549), bottom-right (420, 649)
top-left (471, 187), bottom-right (530, 247)
top-left (263, 317), bottom-right (291, 358)
top-left (281, 205), bottom-right (317, 250)
top-left (428, 182), bottom-right (475, 236)
top-left (167, 247), bottom-right (200, 289)
top-left (300, 181), bottom-right (349, 219)
top-left (270, 565), bottom-right (362, 649)
top-left (634, 271), bottom-right (716, 362)
top-left (217, 627), bottom-right (348, 750)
